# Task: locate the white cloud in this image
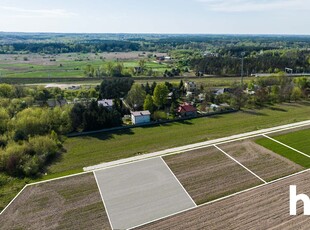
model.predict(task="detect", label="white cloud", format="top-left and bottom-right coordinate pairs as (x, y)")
top-left (0, 5), bottom-right (77, 18)
top-left (197, 0), bottom-right (310, 12)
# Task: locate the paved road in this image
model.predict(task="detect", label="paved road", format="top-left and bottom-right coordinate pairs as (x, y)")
top-left (84, 120), bottom-right (310, 172)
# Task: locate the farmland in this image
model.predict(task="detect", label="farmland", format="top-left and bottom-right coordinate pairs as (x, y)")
top-left (0, 102), bottom-right (309, 212)
top-left (1, 123), bottom-right (310, 229)
top-left (163, 146), bottom-right (262, 204)
top-left (136, 171), bottom-right (310, 230)
top-left (0, 173), bottom-right (110, 230)
top-left (256, 128), bottom-right (310, 167)
top-left (218, 140), bottom-right (303, 181)
top-left (0, 52), bottom-right (169, 79)
top-left (269, 128), bottom-right (310, 155)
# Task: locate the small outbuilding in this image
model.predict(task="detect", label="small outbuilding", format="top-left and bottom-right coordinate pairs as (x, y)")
top-left (177, 103), bottom-right (197, 117)
top-left (98, 99), bottom-right (114, 110)
top-left (131, 111), bottom-right (151, 125)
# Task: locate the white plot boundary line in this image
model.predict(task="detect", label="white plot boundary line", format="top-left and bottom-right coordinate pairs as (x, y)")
top-left (1, 121), bottom-right (310, 217)
top-left (0, 184), bottom-right (29, 216)
top-left (93, 171), bottom-right (114, 230)
top-left (214, 145), bottom-right (267, 184)
top-left (160, 157), bottom-right (197, 207)
top-left (86, 121), bottom-right (310, 172)
top-left (262, 134), bottom-right (310, 159)
top-left (128, 168), bottom-right (310, 230)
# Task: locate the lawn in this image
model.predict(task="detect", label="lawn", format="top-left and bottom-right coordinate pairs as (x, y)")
top-left (256, 128), bottom-right (310, 168)
top-left (271, 128), bottom-right (310, 155)
top-left (57, 102), bottom-right (310, 175)
top-left (0, 102), bottom-right (309, 211)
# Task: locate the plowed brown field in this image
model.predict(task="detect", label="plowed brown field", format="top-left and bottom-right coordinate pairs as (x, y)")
top-left (137, 171), bottom-right (310, 230)
top-left (0, 173), bottom-right (110, 230)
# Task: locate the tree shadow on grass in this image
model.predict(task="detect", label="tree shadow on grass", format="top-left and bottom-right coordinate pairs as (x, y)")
top-left (267, 106), bottom-right (288, 112)
top-left (90, 128), bottom-right (135, 141)
top-left (242, 110), bottom-right (268, 116)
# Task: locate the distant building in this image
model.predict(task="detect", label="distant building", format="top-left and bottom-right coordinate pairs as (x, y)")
top-left (177, 103), bottom-right (197, 117)
top-left (214, 88), bottom-right (233, 96)
top-left (98, 99), bottom-right (114, 109)
top-left (131, 111), bottom-right (151, 125)
top-left (184, 81), bottom-right (197, 92)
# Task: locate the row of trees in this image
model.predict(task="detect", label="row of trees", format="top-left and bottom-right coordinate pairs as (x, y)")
top-left (70, 101), bottom-right (122, 132)
top-left (207, 76), bottom-right (310, 110)
top-left (190, 50), bottom-right (310, 75)
top-left (0, 41), bottom-right (140, 54)
top-left (84, 62), bottom-right (132, 78)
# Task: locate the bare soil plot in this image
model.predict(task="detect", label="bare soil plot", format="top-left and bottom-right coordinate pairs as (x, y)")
top-left (136, 171), bottom-right (310, 230)
top-left (163, 147), bottom-right (263, 205)
top-left (0, 173), bottom-right (110, 230)
top-left (218, 140), bottom-right (303, 181)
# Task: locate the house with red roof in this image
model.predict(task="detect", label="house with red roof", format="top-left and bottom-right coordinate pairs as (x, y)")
top-left (177, 103), bottom-right (197, 117)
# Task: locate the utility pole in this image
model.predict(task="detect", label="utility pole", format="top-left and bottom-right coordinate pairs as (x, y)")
top-left (241, 52), bottom-right (245, 87)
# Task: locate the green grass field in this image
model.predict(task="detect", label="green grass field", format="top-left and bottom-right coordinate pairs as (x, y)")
top-left (0, 57), bottom-right (169, 78)
top-left (0, 102), bottom-right (309, 212)
top-left (256, 129), bottom-right (310, 168)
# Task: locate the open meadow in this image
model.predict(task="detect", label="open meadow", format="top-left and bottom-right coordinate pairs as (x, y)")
top-left (0, 52), bottom-right (168, 79)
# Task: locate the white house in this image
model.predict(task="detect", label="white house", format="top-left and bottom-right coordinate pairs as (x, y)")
top-left (98, 99), bottom-right (114, 109)
top-left (184, 81), bottom-right (197, 92)
top-left (131, 111), bottom-right (151, 125)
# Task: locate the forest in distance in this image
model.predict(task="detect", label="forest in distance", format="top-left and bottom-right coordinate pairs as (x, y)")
top-left (1, 32), bottom-right (310, 76)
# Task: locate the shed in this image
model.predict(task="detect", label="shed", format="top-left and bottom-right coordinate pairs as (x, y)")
top-left (131, 111), bottom-right (151, 125)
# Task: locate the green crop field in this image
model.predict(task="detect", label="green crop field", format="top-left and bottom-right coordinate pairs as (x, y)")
top-left (256, 129), bottom-right (310, 168)
top-left (0, 52), bottom-right (170, 79)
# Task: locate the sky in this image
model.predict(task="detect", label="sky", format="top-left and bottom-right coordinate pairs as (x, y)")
top-left (0, 0), bottom-right (309, 35)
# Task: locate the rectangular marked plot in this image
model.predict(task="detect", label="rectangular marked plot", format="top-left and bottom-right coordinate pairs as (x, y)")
top-left (94, 157), bottom-right (196, 230)
top-left (163, 146), bottom-right (262, 205)
top-left (0, 173), bottom-right (110, 230)
top-left (256, 137), bottom-right (310, 168)
top-left (269, 128), bottom-right (310, 155)
top-left (136, 171), bottom-right (310, 230)
top-left (218, 140), bottom-right (303, 181)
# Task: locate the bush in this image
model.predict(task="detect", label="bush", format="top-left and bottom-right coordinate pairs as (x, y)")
top-left (0, 135), bottom-right (61, 177)
top-left (153, 111), bottom-right (167, 121)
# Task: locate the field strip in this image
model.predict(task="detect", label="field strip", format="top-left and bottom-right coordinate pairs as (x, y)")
top-left (93, 171), bottom-right (113, 230)
top-left (160, 157), bottom-right (197, 207)
top-left (129, 168), bottom-right (310, 230)
top-left (84, 120), bottom-right (310, 171)
top-left (214, 145), bottom-right (267, 184)
top-left (262, 134), bottom-right (310, 159)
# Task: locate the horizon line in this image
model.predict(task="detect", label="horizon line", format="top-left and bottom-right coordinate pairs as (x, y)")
top-left (1, 31), bottom-right (310, 36)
